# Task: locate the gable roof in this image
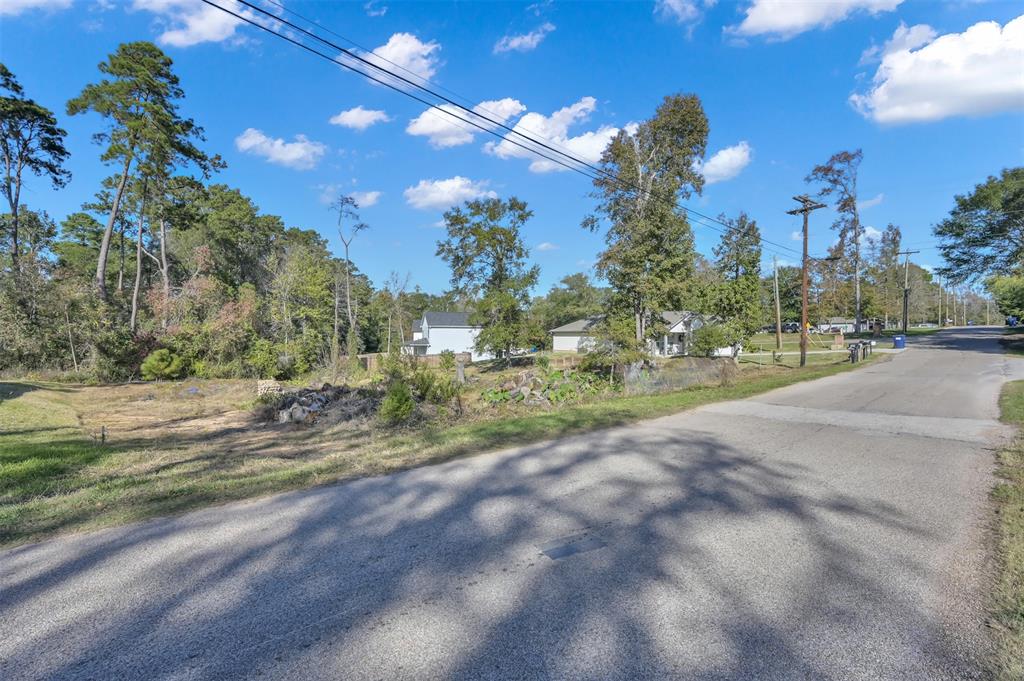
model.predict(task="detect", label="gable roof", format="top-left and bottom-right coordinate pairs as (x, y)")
top-left (411, 319), bottom-right (422, 332)
top-left (423, 311), bottom-right (475, 328)
top-left (661, 310), bottom-right (702, 331)
top-left (549, 316), bottom-right (603, 334)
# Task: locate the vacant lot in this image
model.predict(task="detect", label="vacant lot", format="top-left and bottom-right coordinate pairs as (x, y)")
top-left (1, 354), bottom-right (879, 547)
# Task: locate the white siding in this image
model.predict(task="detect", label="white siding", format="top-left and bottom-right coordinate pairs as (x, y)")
top-left (425, 326), bottom-right (492, 361)
top-left (552, 333), bottom-right (594, 353)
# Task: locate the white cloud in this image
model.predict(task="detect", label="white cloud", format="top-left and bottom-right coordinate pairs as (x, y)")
top-left (353, 32), bottom-right (441, 84)
top-left (655, 0), bottom-right (713, 24)
top-left (329, 105), bottom-right (391, 131)
top-left (494, 22), bottom-right (555, 53)
top-left (695, 141), bottom-right (752, 185)
top-left (728, 0), bottom-right (902, 41)
top-left (485, 96), bottom-right (622, 173)
top-left (864, 225), bottom-right (883, 242)
top-left (859, 22), bottom-right (936, 65)
top-left (131, 0), bottom-right (260, 47)
top-left (0, 0), bottom-right (70, 16)
top-left (364, 0), bottom-right (387, 17)
top-left (858, 192), bottom-right (884, 210)
top-left (851, 16), bottom-right (1024, 124)
top-left (536, 242), bottom-right (559, 251)
top-left (350, 190), bottom-right (382, 208)
top-left (403, 177), bottom-right (497, 211)
top-left (235, 128), bottom-right (326, 170)
top-left (406, 98), bottom-right (526, 148)
top-left (790, 231), bottom-right (801, 241)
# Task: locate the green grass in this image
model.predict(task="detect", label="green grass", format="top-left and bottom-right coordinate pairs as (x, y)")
top-left (0, 355), bottom-right (881, 548)
top-left (993, 380), bottom-right (1024, 680)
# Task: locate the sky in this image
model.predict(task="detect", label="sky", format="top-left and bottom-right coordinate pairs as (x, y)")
top-left (1, 0), bottom-right (1022, 294)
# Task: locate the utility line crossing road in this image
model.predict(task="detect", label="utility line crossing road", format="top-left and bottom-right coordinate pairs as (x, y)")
top-left (1, 327), bottom-right (1019, 680)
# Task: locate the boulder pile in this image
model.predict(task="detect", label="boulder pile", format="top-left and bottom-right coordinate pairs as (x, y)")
top-left (274, 383), bottom-right (381, 425)
top-left (498, 370), bottom-right (551, 406)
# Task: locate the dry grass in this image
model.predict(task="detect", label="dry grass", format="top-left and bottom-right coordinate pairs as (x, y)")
top-left (1, 353), bottom-right (878, 548)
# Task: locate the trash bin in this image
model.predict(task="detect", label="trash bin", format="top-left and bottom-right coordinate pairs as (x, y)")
top-left (892, 335), bottom-right (905, 349)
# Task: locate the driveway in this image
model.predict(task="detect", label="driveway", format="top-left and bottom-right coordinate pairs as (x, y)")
top-left (1, 327), bottom-right (1019, 680)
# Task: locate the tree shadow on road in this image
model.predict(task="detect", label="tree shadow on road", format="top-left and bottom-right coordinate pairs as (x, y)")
top-left (0, 423), bottom-right (978, 680)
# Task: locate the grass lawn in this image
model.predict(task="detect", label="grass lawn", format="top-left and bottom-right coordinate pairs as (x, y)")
top-left (1, 354), bottom-right (882, 548)
top-left (992, 380), bottom-right (1024, 680)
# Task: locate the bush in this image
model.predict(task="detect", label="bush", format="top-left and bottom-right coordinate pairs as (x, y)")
top-left (378, 380), bottom-right (415, 425)
top-left (140, 349), bottom-right (185, 381)
top-left (535, 354), bottom-right (550, 371)
top-left (691, 325), bottom-right (731, 358)
top-left (439, 349), bottom-right (456, 371)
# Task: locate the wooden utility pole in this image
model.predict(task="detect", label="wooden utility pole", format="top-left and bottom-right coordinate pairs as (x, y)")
top-left (773, 255), bottom-right (783, 350)
top-left (787, 195), bottom-right (826, 367)
top-left (898, 249), bottom-right (919, 333)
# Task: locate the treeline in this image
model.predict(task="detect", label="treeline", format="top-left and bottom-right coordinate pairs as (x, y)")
top-left (1, 40), bottom-right (989, 382)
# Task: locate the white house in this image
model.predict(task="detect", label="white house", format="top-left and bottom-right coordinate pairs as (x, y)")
top-left (403, 311), bottom-right (490, 361)
top-left (550, 311), bottom-right (706, 356)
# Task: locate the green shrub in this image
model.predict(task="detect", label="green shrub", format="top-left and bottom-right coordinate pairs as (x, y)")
top-left (691, 325), bottom-right (731, 358)
top-left (140, 349), bottom-right (185, 381)
top-left (439, 349), bottom-right (456, 371)
top-left (536, 354), bottom-right (550, 371)
top-left (379, 380), bottom-right (415, 425)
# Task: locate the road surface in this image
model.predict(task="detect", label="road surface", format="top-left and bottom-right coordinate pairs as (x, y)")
top-left (1, 327), bottom-right (1020, 680)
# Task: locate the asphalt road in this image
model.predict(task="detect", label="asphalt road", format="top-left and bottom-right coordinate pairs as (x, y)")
top-left (1, 327), bottom-right (1020, 680)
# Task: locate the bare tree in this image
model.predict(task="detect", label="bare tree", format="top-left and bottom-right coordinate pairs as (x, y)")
top-left (331, 195), bottom-right (368, 370)
top-left (383, 271), bottom-right (410, 354)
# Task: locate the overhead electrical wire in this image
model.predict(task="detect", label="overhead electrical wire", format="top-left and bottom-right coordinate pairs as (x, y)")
top-left (202, 0), bottom-right (839, 263)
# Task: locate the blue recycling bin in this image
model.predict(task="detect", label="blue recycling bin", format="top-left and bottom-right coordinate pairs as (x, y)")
top-left (892, 335), bottom-right (905, 349)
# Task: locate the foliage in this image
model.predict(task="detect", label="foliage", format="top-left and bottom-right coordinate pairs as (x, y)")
top-left (0, 63), bottom-right (70, 274)
top-left (67, 41), bottom-right (220, 300)
top-left (439, 349), bottom-right (456, 371)
top-left (806, 149), bottom-right (865, 329)
top-left (378, 379), bottom-right (415, 425)
top-left (437, 197), bottom-right (540, 358)
top-left (690, 325), bottom-right (731, 357)
top-left (990, 276), bottom-right (1024, 318)
top-left (585, 93), bottom-right (707, 347)
top-left (936, 167), bottom-right (1024, 283)
top-left (140, 348), bottom-right (184, 380)
top-left (707, 212), bottom-right (763, 343)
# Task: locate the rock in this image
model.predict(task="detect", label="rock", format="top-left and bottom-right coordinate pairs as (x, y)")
top-left (257, 379), bottom-right (283, 397)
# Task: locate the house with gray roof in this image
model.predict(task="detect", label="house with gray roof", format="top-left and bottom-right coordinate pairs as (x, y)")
top-left (549, 311), bottom-right (706, 356)
top-left (403, 311), bottom-right (491, 361)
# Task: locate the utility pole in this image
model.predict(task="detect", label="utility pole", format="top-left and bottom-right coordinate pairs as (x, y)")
top-left (787, 195), bottom-right (826, 367)
top-left (898, 249), bottom-right (919, 333)
top-left (773, 255), bottom-right (783, 350)
top-left (937, 276), bottom-right (942, 327)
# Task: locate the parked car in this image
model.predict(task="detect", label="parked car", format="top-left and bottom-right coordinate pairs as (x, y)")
top-left (782, 322), bottom-right (800, 334)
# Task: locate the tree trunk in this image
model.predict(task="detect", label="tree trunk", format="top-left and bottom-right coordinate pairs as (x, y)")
top-left (8, 191), bottom-right (18, 275)
top-left (95, 157), bottom-right (132, 301)
top-left (129, 180), bottom-right (147, 331)
top-left (159, 217), bottom-right (170, 329)
top-left (64, 304), bottom-right (79, 372)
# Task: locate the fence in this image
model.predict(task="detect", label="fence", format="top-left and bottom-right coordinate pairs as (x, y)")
top-left (355, 352), bottom-right (472, 372)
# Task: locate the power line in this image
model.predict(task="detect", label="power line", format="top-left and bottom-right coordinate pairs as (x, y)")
top-left (202, 0), bottom-right (819, 262)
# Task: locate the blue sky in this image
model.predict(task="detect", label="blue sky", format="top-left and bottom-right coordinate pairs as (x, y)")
top-left (2, 0), bottom-right (1022, 293)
